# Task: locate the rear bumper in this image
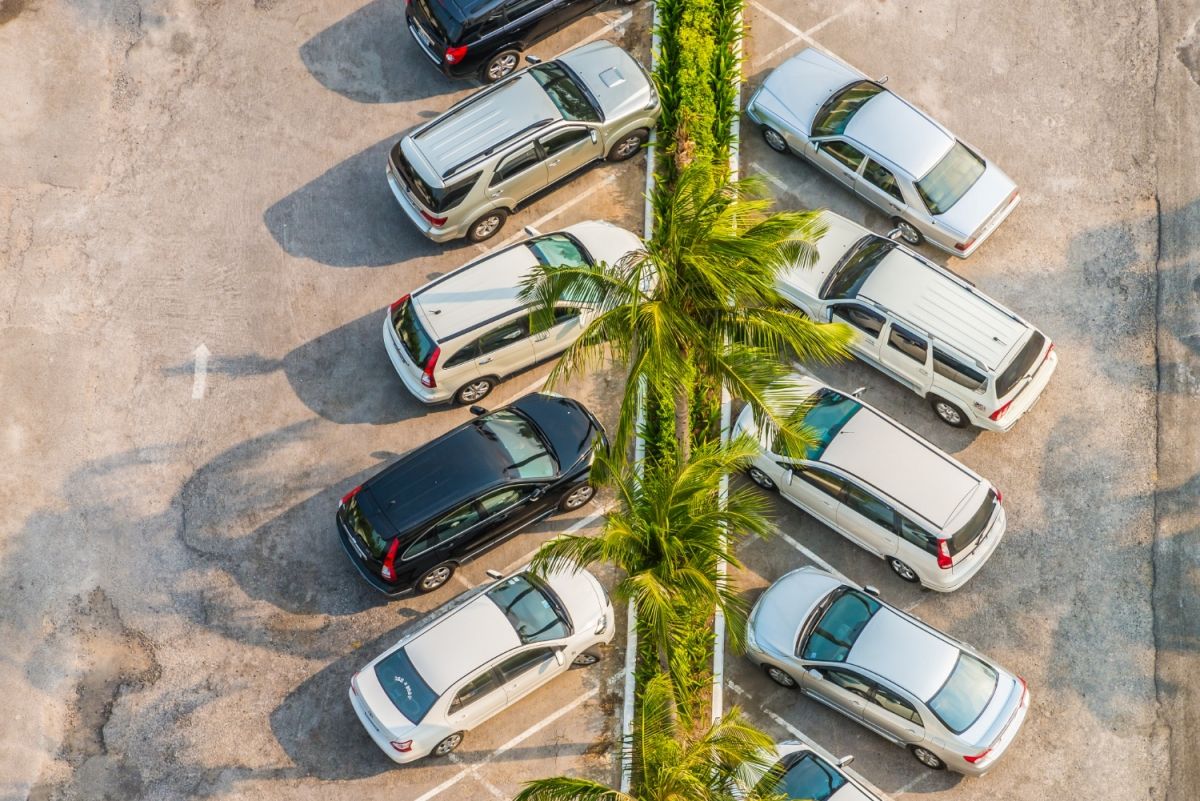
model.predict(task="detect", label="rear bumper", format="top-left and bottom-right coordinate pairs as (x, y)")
top-left (976, 347), bottom-right (1058, 433)
top-left (336, 517), bottom-right (413, 597)
top-left (958, 683), bottom-right (1031, 776)
top-left (349, 683), bottom-right (429, 763)
top-left (381, 313), bottom-right (451, 404)
top-left (934, 191), bottom-right (1022, 259)
top-left (385, 162), bottom-right (462, 243)
top-left (922, 505), bottom-right (1008, 592)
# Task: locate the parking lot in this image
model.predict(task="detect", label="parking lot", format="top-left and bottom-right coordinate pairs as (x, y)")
top-left (1, 0), bottom-right (1197, 799)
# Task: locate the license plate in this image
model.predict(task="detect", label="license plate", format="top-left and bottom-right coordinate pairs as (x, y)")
top-left (411, 22), bottom-right (434, 50)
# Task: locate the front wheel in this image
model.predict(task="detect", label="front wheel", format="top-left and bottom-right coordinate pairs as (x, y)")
top-left (762, 126), bottom-right (788, 153)
top-left (928, 395), bottom-right (970, 428)
top-left (559, 483), bottom-right (595, 512)
top-left (467, 210), bottom-right (507, 243)
top-left (572, 650), bottom-right (602, 666)
top-left (764, 664), bottom-right (797, 688)
top-left (909, 745), bottom-right (946, 770)
top-left (747, 467), bottom-right (777, 491)
top-left (607, 129), bottom-right (648, 161)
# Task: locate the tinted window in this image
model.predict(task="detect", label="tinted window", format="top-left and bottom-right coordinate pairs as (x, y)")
top-left (402, 502), bottom-right (483, 560)
top-left (394, 150), bottom-right (478, 212)
top-left (478, 410), bottom-right (557, 479)
top-left (341, 495), bottom-right (389, 559)
top-left (996, 330), bottom-right (1047, 398)
top-left (393, 297), bottom-right (438, 369)
top-left (758, 752), bottom-right (847, 801)
top-left (862, 159), bottom-right (904, 202)
top-left (479, 486), bottom-right (535, 516)
top-left (916, 141), bottom-right (985, 215)
top-left (899, 517), bottom-right (938, 554)
top-left (448, 669), bottom-right (501, 713)
top-left (443, 341), bottom-right (481, 369)
top-left (487, 574), bottom-right (571, 643)
top-left (948, 489), bottom-right (998, 556)
top-left (820, 236), bottom-right (895, 300)
top-left (505, 0), bottom-right (546, 20)
top-left (540, 127), bottom-right (592, 156)
top-left (812, 81), bottom-right (884, 137)
top-left (842, 483), bottom-right (897, 532)
top-left (794, 466), bottom-right (846, 499)
top-left (528, 233), bottom-right (591, 268)
top-left (887, 325), bottom-right (928, 364)
top-left (821, 141), bottom-right (865, 171)
top-left (774, 388), bottom-right (862, 460)
top-left (928, 653), bottom-right (999, 733)
top-left (374, 648), bottom-right (438, 722)
top-left (414, 0), bottom-right (462, 43)
top-left (531, 62), bottom-right (601, 122)
top-left (531, 306), bottom-right (582, 334)
top-left (933, 348), bottom-right (987, 392)
top-left (831, 304), bottom-right (885, 338)
top-left (872, 685), bottom-right (923, 724)
top-left (496, 647), bottom-right (556, 680)
top-left (801, 588), bottom-right (882, 662)
top-left (492, 146), bottom-right (543, 185)
top-left (477, 317), bottom-right (531, 354)
top-left (824, 668), bottom-right (873, 696)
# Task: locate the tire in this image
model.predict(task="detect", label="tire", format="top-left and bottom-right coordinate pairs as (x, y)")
top-left (909, 745), bottom-right (946, 771)
top-left (572, 650), bottom-right (602, 666)
top-left (607, 129), bottom-right (648, 162)
top-left (454, 377), bottom-right (496, 405)
top-left (558, 483), bottom-right (595, 512)
top-left (481, 49), bottom-right (521, 83)
top-left (747, 467), bottom-right (777, 491)
top-left (416, 563), bottom-right (456, 593)
top-left (615, 0), bottom-right (639, 4)
top-left (891, 217), bottom-right (924, 246)
top-left (928, 395), bottom-right (970, 428)
top-left (762, 126), bottom-right (788, 154)
top-left (467, 209), bottom-right (507, 243)
top-left (888, 557), bottom-right (920, 584)
top-left (433, 732), bottom-right (464, 757)
top-left (764, 664), bottom-right (797, 688)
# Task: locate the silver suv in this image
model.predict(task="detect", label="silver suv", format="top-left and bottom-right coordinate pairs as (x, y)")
top-left (386, 40), bottom-right (660, 243)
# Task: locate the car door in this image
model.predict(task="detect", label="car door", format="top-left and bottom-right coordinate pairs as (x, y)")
top-left (445, 666), bottom-right (509, 730)
top-left (878, 322), bottom-right (934, 394)
top-left (835, 481), bottom-right (900, 558)
top-left (780, 464), bottom-right (846, 529)
top-left (459, 485), bottom-right (547, 558)
top-left (828, 303), bottom-right (885, 363)
top-left (860, 683), bottom-right (925, 745)
top-left (855, 158), bottom-right (909, 221)
top-left (501, 0), bottom-right (561, 45)
top-left (472, 315), bottom-right (537, 379)
top-left (530, 305), bottom-right (583, 361)
top-left (401, 501), bottom-right (486, 567)
top-left (489, 144), bottom-right (549, 208)
top-left (496, 646), bottom-right (562, 706)
top-left (538, 126), bottom-right (602, 185)
top-left (800, 666), bottom-right (870, 724)
top-left (809, 139), bottom-right (866, 191)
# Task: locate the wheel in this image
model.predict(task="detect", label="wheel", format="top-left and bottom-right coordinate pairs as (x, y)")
top-left (467, 210), bottom-right (507, 243)
top-left (928, 395), bottom-right (970, 428)
top-left (764, 664), bottom-right (797, 688)
top-left (891, 217), bottom-right (924, 246)
top-left (746, 467), bottom-right (777, 491)
top-left (762, 127), bottom-right (788, 153)
top-left (909, 745), bottom-right (946, 770)
top-left (558, 483), bottom-right (595, 512)
top-left (433, 732), bottom-right (464, 757)
top-left (572, 650), bottom-right (601, 666)
top-left (607, 129), bottom-right (648, 161)
top-left (455, 377), bottom-right (496, 405)
top-left (416, 563), bottom-right (456, 593)
top-left (481, 49), bottom-right (520, 83)
top-left (888, 557), bottom-right (920, 583)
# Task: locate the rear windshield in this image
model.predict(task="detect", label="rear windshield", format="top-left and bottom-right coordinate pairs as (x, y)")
top-left (393, 297), bottom-right (438, 369)
top-left (820, 236), bottom-right (894, 300)
top-left (928, 652), bottom-right (998, 734)
top-left (487, 574), bottom-right (571, 643)
top-left (528, 234), bottom-right (591, 268)
top-left (342, 495), bottom-right (390, 558)
top-left (373, 648), bottom-right (438, 723)
top-left (393, 146), bottom-right (479, 213)
top-left (413, 0), bottom-right (462, 43)
top-left (801, 588), bottom-right (881, 662)
top-left (531, 63), bottom-right (601, 122)
top-left (812, 80), bottom-right (883, 137)
top-left (948, 489), bottom-right (998, 556)
top-left (759, 753), bottom-right (847, 801)
top-left (775, 388), bottom-right (862, 460)
top-left (916, 141), bottom-right (985, 215)
top-left (995, 330), bottom-right (1046, 398)
top-left (478, 410), bottom-right (558, 478)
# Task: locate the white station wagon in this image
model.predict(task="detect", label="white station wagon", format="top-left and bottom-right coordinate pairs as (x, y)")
top-left (349, 565), bottom-right (614, 762)
top-left (734, 374), bottom-right (1006, 591)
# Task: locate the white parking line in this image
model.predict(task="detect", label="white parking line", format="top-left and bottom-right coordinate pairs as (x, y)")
top-left (749, 161), bottom-right (790, 194)
top-left (497, 504), bottom-right (612, 575)
top-left (895, 770), bottom-right (936, 795)
top-left (727, 679), bottom-right (806, 740)
top-left (496, 374), bottom-right (549, 407)
top-left (562, 9), bottom-right (634, 55)
top-left (770, 525), bottom-right (852, 584)
top-left (475, 173), bottom-right (619, 254)
top-left (750, 3), bottom-right (852, 68)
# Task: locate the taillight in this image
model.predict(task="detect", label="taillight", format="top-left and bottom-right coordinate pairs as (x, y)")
top-left (380, 538), bottom-right (401, 582)
top-left (995, 488), bottom-right (1003, 504)
top-left (340, 484), bottom-right (362, 507)
top-left (989, 398), bottom-right (1015, 422)
top-left (954, 236), bottom-right (977, 252)
top-left (963, 748), bottom-right (992, 764)
top-left (420, 346), bottom-right (441, 388)
top-left (419, 208), bottom-right (448, 227)
top-left (390, 740), bottom-right (413, 753)
top-left (444, 44), bottom-right (468, 64)
top-left (936, 540), bottom-right (953, 569)
top-left (389, 293), bottom-right (410, 313)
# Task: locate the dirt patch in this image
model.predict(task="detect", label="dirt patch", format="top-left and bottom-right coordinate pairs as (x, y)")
top-left (0, 0), bottom-right (27, 25)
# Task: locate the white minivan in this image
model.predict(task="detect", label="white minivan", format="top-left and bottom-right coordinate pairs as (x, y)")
top-left (733, 373), bottom-right (1006, 591)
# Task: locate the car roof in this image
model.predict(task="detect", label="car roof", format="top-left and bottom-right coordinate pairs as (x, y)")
top-left (847, 608), bottom-right (958, 702)
top-left (819, 405), bottom-right (980, 529)
top-left (845, 91), bottom-right (952, 180)
top-left (406, 593), bottom-right (519, 694)
top-left (857, 249), bottom-right (1029, 371)
top-left (414, 242), bottom-right (541, 343)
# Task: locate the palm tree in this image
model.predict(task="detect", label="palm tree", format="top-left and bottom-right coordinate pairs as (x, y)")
top-left (521, 160), bottom-right (853, 462)
top-left (512, 673), bottom-right (784, 801)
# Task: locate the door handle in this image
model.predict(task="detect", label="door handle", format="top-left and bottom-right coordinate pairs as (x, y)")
top-left (547, 159), bottom-right (560, 167)
top-left (534, 333), bottom-right (548, 341)
top-left (478, 357), bottom-right (493, 365)
top-left (488, 189), bottom-right (501, 198)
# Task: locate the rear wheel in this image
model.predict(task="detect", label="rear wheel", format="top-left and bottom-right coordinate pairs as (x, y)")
top-left (762, 127), bottom-right (788, 153)
top-left (433, 732), bottom-right (464, 757)
top-left (928, 395), bottom-right (970, 428)
top-left (607, 129), bottom-right (648, 161)
top-left (467, 210), bottom-right (507, 243)
top-left (890, 217), bottom-right (924, 246)
top-left (416, 563), bottom-right (455, 593)
top-left (747, 467), bottom-right (777, 491)
top-left (909, 745), bottom-right (946, 770)
top-left (455, 377), bottom-right (496, 405)
top-left (764, 664), bottom-right (797, 688)
top-left (559, 483), bottom-right (595, 512)
top-left (888, 557), bottom-right (920, 583)
top-left (482, 50), bottom-right (521, 83)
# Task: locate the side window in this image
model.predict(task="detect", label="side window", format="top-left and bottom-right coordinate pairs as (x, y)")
top-left (862, 160), bottom-right (904, 202)
top-left (448, 669), bottom-right (501, 713)
top-left (819, 141), bottom-right (866, 171)
top-left (531, 306), bottom-right (581, 334)
top-left (402, 502), bottom-right (482, 560)
top-left (495, 647), bottom-right (556, 681)
top-left (831, 304), bottom-right (885, 339)
top-left (477, 316), bottom-right (532, 355)
top-left (824, 668), bottom-right (873, 698)
top-left (898, 517), bottom-right (938, 555)
top-left (841, 483), bottom-right (897, 532)
top-left (933, 348), bottom-right (987, 392)
top-left (492, 146), bottom-right (542, 186)
top-left (871, 685), bottom-right (923, 724)
top-left (505, 0), bottom-right (547, 20)
top-left (479, 486), bottom-right (536, 516)
top-left (443, 341), bottom-right (481, 369)
top-left (794, 466), bottom-right (846, 499)
top-left (887, 325), bottom-right (928, 364)
top-left (539, 128), bottom-right (592, 157)
top-left (477, 12), bottom-right (504, 36)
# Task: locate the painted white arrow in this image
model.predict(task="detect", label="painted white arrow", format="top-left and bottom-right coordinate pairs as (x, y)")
top-left (192, 344), bottom-right (210, 400)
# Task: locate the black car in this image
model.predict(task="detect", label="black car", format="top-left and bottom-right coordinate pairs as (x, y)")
top-left (337, 392), bottom-right (605, 595)
top-left (406, 0), bottom-right (639, 83)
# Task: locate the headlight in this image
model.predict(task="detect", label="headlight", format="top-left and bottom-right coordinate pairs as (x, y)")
top-left (745, 620), bottom-right (759, 652)
top-left (595, 612), bottom-right (608, 635)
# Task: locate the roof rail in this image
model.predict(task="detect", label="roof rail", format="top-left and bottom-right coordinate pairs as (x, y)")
top-left (442, 118), bottom-right (555, 179)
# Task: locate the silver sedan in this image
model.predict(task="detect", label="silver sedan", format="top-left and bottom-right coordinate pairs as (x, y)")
top-left (746, 567), bottom-right (1030, 776)
top-left (746, 49), bottom-right (1020, 258)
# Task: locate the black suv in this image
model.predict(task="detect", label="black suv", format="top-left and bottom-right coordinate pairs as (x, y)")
top-left (337, 393), bottom-right (605, 595)
top-left (406, 0), bottom-right (638, 83)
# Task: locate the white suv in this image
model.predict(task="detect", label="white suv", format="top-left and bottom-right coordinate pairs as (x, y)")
top-left (733, 374), bottom-right (1005, 591)
top-left (777, 211), bottom-right (1057, 431)
top-left (384, 220), bottom-right (642, 404)
top-left (349, 565), bottom-right (614, 763)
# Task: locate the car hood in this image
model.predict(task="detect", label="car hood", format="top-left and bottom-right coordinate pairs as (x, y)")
top-left (567, 220), bottom-right (644, 268)
top-left (750, 567), bottom-right (844, 658)
top-left (557, 40), bottom-right (653, 121)
top-left (510, 392), bottom-right (603, 469)
top-left (541, 565), bottom-right (608, 626)
top-left (931, 160), bottom-right (1018, 239)
top-left (776, 211), bottom-right (873, 303)
top-left (757, 48), bottom-right (862, 133)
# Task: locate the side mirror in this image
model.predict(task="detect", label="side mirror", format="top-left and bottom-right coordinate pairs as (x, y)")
top-left (589, 128), bottom-right (598, 144)
top-left (886, 227), bottom-right (903, 241)
top-left (485, 569), bottom-right (503, 581)
top-left (553, 649), bottom-right (566, 666)
top-left (525, 54), bottom-right (543, 65)
top-left (784, 469), bottom-right (794, 486)
top-left (837, 755), bottom-right (855, 768)
top-left (469, 405), bottom-right (488, 416)
top-left (523, 225), bottom-right (542, 237)
top-left (863, 585), bottom-right (881, 597)
top-left (851, 386), bottom-right (866, 399)
top-left (807, 668), bottom-right (824, 680)
top-left (877, 74), bottom-right (889, 85)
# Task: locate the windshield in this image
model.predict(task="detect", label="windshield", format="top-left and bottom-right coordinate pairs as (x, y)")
top-left (948, 489), bottom-right (998, 556)
top-left (341, 495), bottom-right (390, 558)
top-left (820, 236), bottom-right (894, 300)
top-left (801, 588), bottom-right (881, 662)
top-left (774, 388), bottom-right (862, 460)
top-left (759, 752), bottom-right (847, 801)
top-left (373, 648), bottom-right (438, 723)
top-left (928, 652), bottom-right (998, 734)
top-left (812, 81), bottom-right (883, 137)
top-left (996, 330), bottom-right (1046, 399)
top-left (392, 297), bottom-right (438, 369)
top-left (528, 234), bottom-right (591, 268)
top-left (479, 410), bottom-right (558, 478)
top-left (531, 63), bottom-right (601, 122)
top-left (916, 141), bottom-right (985, 215)
top-left (487, 574), bottom-right (571, 643)
top-left (413, 0), bottom-right (461, 42)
